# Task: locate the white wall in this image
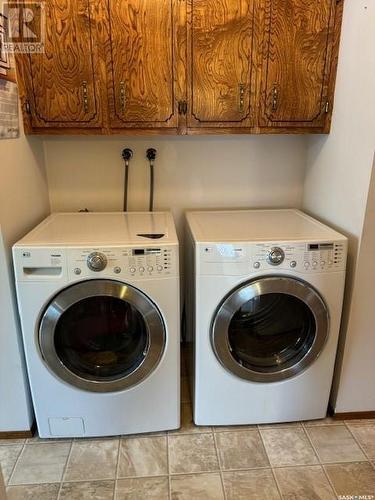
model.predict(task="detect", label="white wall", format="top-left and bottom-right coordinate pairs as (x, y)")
top-left (303, 0), bottom-right (375, 412)
top-left (335, 155), bottom-right (375, 412)
top-left (0, 126), bottom-right (50, 431)
top-left (44, 135), bottom-right (307, 240)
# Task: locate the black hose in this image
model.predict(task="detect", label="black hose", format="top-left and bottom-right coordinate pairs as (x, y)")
top-left (146, 148), bottom-right (157, 212)
top-left (149, 162), bottom-right (154, 212)
top-left (121, 148), bottom-right (133, 212)
top-left (123, 161), bottom-right (129, 212)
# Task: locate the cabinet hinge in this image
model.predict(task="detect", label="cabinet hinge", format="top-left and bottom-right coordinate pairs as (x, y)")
top-left (325, 100), bottom-right (330, 114)
top-left (178, 100), bottom-right (187, 115)
top-left (25, 99), bottom-right (31, 114)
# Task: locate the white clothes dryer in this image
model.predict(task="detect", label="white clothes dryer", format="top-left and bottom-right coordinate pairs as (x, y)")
top-left (13, 212), bottom-right (180, 438)
top-left (185, 209), bottom-right (347, 425)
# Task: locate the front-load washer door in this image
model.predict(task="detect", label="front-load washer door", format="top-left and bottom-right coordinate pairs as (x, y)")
top-left (211, 276), bottom-right (329, 383)
top-left (39, 279), bottom-right (166, 392)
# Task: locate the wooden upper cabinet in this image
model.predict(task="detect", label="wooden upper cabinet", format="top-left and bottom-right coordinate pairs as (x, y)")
top-left (259, 0), bottom-right (338, 129)
top-left (188, 0), bottom-right (255, 129)
top-left (14, 0), bottom-right (343, 134)
top-left (105, 0), bottom-right (180, 130)
top-left (18, 0), bottom-right (103, 130)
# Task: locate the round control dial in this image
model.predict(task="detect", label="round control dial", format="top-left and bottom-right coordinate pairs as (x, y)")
top-left (267, 247), bottom-right (285, 266)
top-left (87, 252), bottom-right (107, 272)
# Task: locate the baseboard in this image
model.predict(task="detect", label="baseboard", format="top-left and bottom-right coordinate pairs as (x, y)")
top-left (0, 421), bottom-right (36, 439)
top-left (328, 404), bottom-right (375, 420)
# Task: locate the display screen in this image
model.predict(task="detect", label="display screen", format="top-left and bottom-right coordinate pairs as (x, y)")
top-left (132, 248), bottom-right (161, 256)
top-left (133, 249), bottom-right (145, 256)
top-left (308, 243), bottom-right (334, 251)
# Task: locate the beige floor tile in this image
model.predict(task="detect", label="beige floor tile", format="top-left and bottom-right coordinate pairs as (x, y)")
top-left (59, 480), bottom-right (115, 500)
top-left (303, 417), bottom-right (344, 427)
top-left (171, 472), bottom-right (224, 500)
top-left (223, 469), bottom-right (280, 500)
top-left (64, 439), bottom-right (118, 481)
top-left (10, 443), bottom-right (70, 485)
top-left (116, 476), bottom-right (169, 500)
top-left (212, 424), bottom-right (257, 432)
top-left (0, 439), bottom-right (26, 446)
top-left (274, 465), bottom-right (336, 500)
top-left (260, 428), bottom-right (318, 467)
top-left (118, 436), bottom-right (168, 478)
top-left (169, 433), bottom-right (219, 474)
top-left (6, 483), bottom-right (60, 500)
top-left (26, 434), bottom-right (72, 444)
top-left (344, 418), bottom-right (375, 425)
top-left (306, 425), bottom-right (366, 463)
top-left (215, 430), bottom-right (269, 470)
top-left (170, 404), bottom-right (211, 435)
top-left (181, 377), bottom-right (190, 404)
top-left (258, 421), bottom-right (302, 430)
top-left (0, 466), bottom-right (5, 499)
top-left (0, 445), bottom-right (23, 484)
top-left (325, 462), bottom-right (375, 496)
top-left (347, 423), bottom-right (375, 459)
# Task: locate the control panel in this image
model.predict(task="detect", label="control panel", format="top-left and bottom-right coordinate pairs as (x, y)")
top-left (67, 246), bottom-right (177, 280)
top-left (200, 240), bottom-right (347, 275)
top-left (251, 241), bottom-right (346, 273)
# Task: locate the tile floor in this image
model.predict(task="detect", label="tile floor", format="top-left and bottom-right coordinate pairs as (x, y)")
top-left (2, 370), bottom-right (375, 498)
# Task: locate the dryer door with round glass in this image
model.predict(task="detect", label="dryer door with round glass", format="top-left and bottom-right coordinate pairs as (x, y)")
top-left (39, 280), bottom-right (165, 392)
top-left (211, 276), bottom-right (329, 382)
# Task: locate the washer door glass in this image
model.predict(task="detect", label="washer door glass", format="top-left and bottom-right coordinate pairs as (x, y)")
top-left (39, 280), bottom-right (165, 392)
top-left (212, 277), bottom-right (329, 382)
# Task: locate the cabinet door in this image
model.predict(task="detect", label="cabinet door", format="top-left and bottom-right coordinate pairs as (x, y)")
top-left (18, 0), bottom-right (102, 130)
top-left (259, 0), bottom-right (336, 129)
top-left (106, 0), bottom-right (180, 130)
top-left (187, 0), bottom-right (255, 130)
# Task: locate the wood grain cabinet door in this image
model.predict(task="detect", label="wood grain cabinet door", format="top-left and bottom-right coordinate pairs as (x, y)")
top-left (259, 0), bottom-right (337, 129)
top-left (18, 0), bottom-right (102, 130)
top-left (187, 0), bottom-right (255, 130)
top-left (106, 0), bottom-right (180, 131)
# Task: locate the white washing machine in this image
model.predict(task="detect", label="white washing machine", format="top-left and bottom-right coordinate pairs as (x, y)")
top-left (185, 209), bottom-right (347, 425)
top-left (13, 212), bottom-right (180, 438)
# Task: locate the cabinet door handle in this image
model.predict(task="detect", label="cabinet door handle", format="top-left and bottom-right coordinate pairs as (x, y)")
top-left (82, 81), bottom-right (89, 113)
top-left (272, 85), bottom-right (278, 111)
top-left (120, 81), bottom-right (126, 113)
top-left (238, 83), bottom-right (245, 113)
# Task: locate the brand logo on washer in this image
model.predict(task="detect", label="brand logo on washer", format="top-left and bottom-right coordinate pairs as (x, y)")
top-left (22, 251), bottom-right (31, 258)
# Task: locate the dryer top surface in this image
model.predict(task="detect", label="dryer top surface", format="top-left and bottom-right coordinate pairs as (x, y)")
top-left (14, 212), bottom-right (178, 247)
top-left (186, 209), bottom-right (347, 243)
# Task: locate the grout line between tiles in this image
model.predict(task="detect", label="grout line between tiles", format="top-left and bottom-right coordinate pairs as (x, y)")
top-left (166, 433), bottom-right (172, 500)
top-left (212, 429), bottom-right (227, 500)
top-left (302, 423), bottom-right (340, 498)
top-left (113, 437), bottom-right (121, 500)
top-left (6, 440), bottom-right (27, 486)
top-left (343, 420), bottom-right (374, 464)
top-left (56, 440), bottom-right (73, 500)
top-left (257, 425), bottom-right (283, 500)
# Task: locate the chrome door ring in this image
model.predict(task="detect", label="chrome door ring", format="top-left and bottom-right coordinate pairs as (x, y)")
top-left (211, 276), bottom-right (329, 383)
top-left (39, 279), bottom-right (166, 392)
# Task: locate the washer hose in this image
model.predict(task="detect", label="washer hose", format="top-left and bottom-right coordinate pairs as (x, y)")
top-left (146, 148), bottom-right (157, 212)
top-left (122, 148), bottom-right (133, 212)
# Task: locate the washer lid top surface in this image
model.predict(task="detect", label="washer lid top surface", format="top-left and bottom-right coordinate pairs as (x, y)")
top-left (186, 209), bottom-right (347, 243)
top-left (14, 212), bottom-right (178, 247)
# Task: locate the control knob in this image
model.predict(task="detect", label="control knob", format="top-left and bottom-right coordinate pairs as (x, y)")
top-left (267, 247), bottom-right (285, 266)
top-left (87, 252), bottom-right (107, 272)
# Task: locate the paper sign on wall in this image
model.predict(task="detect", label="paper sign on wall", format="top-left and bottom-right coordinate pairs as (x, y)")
top-left (0, 12), bottom-right (19, 139)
